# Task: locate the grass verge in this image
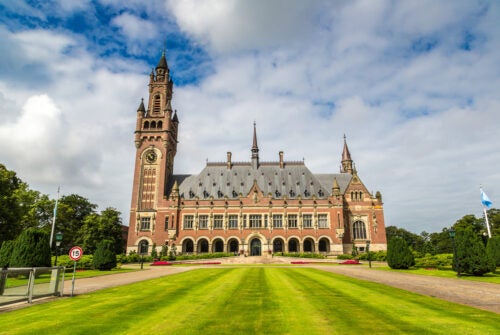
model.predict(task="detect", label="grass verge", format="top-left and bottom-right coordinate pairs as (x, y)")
top-left (0, 268), bottom-right (498, 335)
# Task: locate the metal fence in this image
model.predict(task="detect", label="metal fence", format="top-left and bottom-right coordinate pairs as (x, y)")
top-left (0, 267), bottom-right (65, 306)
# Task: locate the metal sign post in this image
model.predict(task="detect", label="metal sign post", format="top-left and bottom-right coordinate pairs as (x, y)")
top-left (69, 246), bottom-right (83, 297)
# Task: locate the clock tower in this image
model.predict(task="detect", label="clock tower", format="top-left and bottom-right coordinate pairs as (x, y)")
top-left (129, 50), bottom-right (179, 238)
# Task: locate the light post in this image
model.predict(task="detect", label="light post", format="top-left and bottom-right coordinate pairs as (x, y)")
top-left (54, 232), bottom-right (63, 266)
top-left (448, 228), bottom-right (459, 277)
top-left (366, 240), bottom-right (371, 268)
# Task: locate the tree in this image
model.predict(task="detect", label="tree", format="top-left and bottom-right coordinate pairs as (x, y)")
top-left (386, 225), bottom-right (423, 254)
top-left (78, 208), bottom-right (125, 254)
top-left (92, 239), bottom-right (117, 270)
top-left (57, 194), bottom-right (97, 253)
top-left (0, 240), bottom-right (15, 268)
top-left (486, 236), bottom-right (500, 267)
top-left (0, 164), bottom-right (23, 245)
top-left (9, 228), bottom-right (51, 267)
top-left (387, 237), bottom-right (415, 269)
top-left (453, 228), bottom-right (495, 276)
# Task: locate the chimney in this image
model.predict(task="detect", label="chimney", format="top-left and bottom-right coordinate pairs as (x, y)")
top-left (279, 151), bottom-right (284, 169)
top-left (227, 152), bottom-right (232, 170)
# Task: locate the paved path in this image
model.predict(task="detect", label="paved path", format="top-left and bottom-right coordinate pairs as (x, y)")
top-left (311, 265), bottom-right (500, 314)
top-left (62, 266), bottom-right (193, 295)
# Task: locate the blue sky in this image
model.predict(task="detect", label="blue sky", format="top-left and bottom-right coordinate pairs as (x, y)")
top-left (0, 0), bottom-right (499, 234)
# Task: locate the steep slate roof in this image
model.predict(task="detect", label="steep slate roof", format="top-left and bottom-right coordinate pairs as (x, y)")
top-left (172, 162), bottom-right (352, 200)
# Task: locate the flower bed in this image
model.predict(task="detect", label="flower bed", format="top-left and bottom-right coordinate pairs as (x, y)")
top-left (340, 259), bottom-right (360, 265)
top-left (291, 261), bottom-right (310, 264)
top-left (151, 261), bottom-right (173, 266)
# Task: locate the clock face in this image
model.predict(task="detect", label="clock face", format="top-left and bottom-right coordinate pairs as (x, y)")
top-left (145, 150), bottom-right (157, 163)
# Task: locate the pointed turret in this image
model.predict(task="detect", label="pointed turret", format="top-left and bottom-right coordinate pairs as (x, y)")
top-left (172, 110), bottom-right (179, 123)
top-left (137, 98), bottom-right (146, 114)
top-left (332, 177), bottom-right (341, 196)
top-left (251, 122), bottom-right (259, 169)
top-left (341, 134), bottom-right (353, 174)
top-left (156, 50), bottom-right (168, 70)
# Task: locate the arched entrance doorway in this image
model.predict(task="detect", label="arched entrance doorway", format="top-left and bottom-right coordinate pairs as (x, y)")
top-left (250, 238), bottom-right (261, 256)
top-left (183, 239), bottom-right (194, 253)
top-left (213, 239), bottom-right (224, 253)
top-left (318, 238), bottom-right (330, 253)
top-left (198, 239), bottom-right (209, 253)
top-left (273, 238), bottom-right (284, 253)
top-left (303, 238), bottom-right (314, 252)
top-left (288, 238), bottom-right (299, 253)
top-left (228, 239), bottom-right (239, 254)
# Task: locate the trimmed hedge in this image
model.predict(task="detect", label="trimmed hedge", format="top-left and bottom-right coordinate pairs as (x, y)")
top-left (414, 253), bottom-right (453, 268)
top-left (279, 253), bottom-right (326, 259)
top-left (169, 252), bottom-right (234, 261)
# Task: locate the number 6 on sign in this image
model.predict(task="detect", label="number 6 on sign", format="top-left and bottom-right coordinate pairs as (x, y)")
top-left (69, 246), bottom-right (83, 261)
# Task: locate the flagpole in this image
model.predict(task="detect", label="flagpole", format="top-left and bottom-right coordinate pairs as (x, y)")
top-left (480, 186), bottom-right (492, 238)
top-left (49, 186), bottom-right (60, 247)
top-left (483, 207), bottom-right (492, 238)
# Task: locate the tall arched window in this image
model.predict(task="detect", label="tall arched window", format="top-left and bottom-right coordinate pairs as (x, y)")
top-left (353, 220), bottom-right (367, 240)
top-left (138, 240), bottom-right (149, 255)
top-left (153, 95), bottom-right (161, 113)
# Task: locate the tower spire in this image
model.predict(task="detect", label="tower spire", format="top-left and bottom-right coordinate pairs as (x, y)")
top-left (341, 134), bottom-right (353, 174)
top-left (251, 121), bottom-right (259, 169)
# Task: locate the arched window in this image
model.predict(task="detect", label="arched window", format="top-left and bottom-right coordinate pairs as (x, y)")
top-left (144, 121), bottom-right (150, 129)
top-left (138, 240), bottom-right (149, 255)
top-left (153, 95), bottom-right (161, 113)
top-left (151, 121), bottom-right (157, 129)
top-left (157, 121), bottom-right (163, 129)
top-left (353, 220), bottom-right (367, 240)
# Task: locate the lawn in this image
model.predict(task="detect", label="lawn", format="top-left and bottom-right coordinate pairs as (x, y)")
top-left (374, 266), bottom-right (500, 284)
top-left (0, 268), bottom-right (498, 335)
top-left (3, 268), bottom-right (137, 289)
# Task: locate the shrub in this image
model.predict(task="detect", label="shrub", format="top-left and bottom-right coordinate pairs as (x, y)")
top-left (127, 251), bottom-right (141, 263)
top-left (414, 253), bottom-right (452, 268)
top-left (10, 228), bottom-right (51, 267)
top-left (57, 255), bottom-right (94, 269)
top-left (280, 253), bottom-right (326, 259)
top-left (172, 252), bottom-right (233, 261)
top-left (0, 240), bottom-right (15, 268)
top-left (454, 229), bottom-right (495, 276)
top-left (486, 236), bottom-right (500, 267)
top-left (151, 243), bottom-right (158, 260)
top-left (387, 237), bottom-right (415, 269)
top-left (93, 240), bottom-right (117, 270)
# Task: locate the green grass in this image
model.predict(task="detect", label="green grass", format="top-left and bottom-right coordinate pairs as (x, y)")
top-left (0, 268), bottom-right (498, 335)
top-left (374, 266), bottom-right (500, 284)
top-left (4, 268), bottom-right (137, 288)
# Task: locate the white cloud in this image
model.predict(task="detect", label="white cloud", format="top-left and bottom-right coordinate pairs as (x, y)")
top-left (1, 0), bottom-right (499, 234)
top-left (112, 12), bottom-right (159, 42)
top-left (166, 0), bottom-right (319, 53)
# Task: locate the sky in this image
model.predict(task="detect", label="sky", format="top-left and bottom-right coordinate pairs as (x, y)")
top-left (0, 0), bottom-right (499, 234)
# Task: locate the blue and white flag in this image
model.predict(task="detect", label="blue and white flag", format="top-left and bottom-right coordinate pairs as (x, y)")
top-left (481, 189), bottom-right (492, 208)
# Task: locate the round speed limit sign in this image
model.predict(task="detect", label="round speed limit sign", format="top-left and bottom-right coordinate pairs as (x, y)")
top-left (69, 246), bottom-right (83, 261)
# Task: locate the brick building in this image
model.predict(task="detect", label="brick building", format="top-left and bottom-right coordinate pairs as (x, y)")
top-left (127, 52), bottom-right (387, 256)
